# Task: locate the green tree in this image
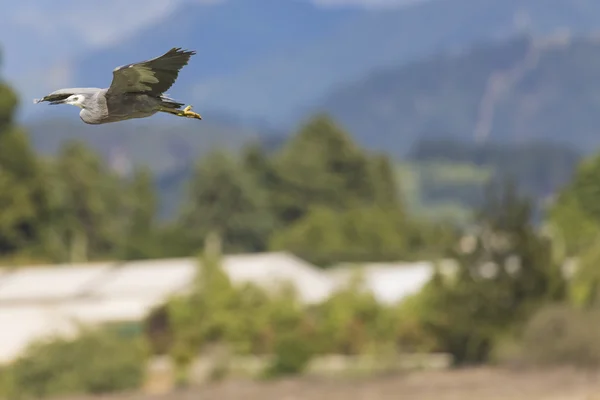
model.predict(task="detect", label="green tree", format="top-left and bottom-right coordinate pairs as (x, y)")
top-left (557, 150), bottom-right (600, 224)
top-left (270, 206), bottom-right (412, 266)
top-left (45, 141), bottom-right (127, 262)
top-left (121, 167), bottom-right (159, 259)
top-left (241, 142), bottom-right (274, 190)
top-left (269, 115), bottom-right (377, 224)
top-left (548, 152), bottom-right (600, 306)
top-left (0, 68), bottom-right (18, 129)
top-left (368, 153), bottom-right (402, 207)
top-left (264, 115), bottom-right (436, 265)
top-left (0, 56), bottom-right (51, 260)
top-left (419, 181), bottom-right (565, 364)
top-left (177, 150), bottom-right (274, 254)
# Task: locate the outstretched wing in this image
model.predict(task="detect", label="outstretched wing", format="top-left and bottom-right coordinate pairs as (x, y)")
top-left (106, 47), bottom-right (196, 97)
top-left (34, 88), bottom-right (100, 104)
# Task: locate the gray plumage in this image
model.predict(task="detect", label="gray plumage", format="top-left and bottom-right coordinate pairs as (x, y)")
top-left (34, 48), bottom-right (202, 124)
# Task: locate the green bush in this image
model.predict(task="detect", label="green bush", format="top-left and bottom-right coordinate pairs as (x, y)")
top-left (518, 304), bottom-right (600, 368)
top-left (0, 366), bottom-right (12, 399)
top-left (161, 251), bottom-right (458, 382)
top-left (312, 282), bottom-right (393, 355)
top-left (263, 332), bottom-right (315, 378)
top-left (2, 326), bottom-right (148, 399)
top-left (393, 291), bottom-right (441, 353)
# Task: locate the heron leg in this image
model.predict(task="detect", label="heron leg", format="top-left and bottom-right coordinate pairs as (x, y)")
top-left (179, 105), bottom-right (202, 120)
top-left (159, 105), bottom-right (202, 120)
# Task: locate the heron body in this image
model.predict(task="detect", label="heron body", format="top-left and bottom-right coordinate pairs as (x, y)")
top-left (34, 48), bottom-right (202, 125)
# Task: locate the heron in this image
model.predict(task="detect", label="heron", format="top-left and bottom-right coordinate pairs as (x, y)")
top-left (33, 47), bottom-right (202, 125)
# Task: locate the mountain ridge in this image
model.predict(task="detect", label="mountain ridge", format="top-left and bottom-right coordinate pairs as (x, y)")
top-left (314, 33), bottom-right (600, 155)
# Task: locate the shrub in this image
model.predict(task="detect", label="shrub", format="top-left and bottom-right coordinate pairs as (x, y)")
top-left (0, 366), bottom-right (13, 399)
top-left (3, 326), bottom-right (148, 399)
top-left (393, 291), bottom-right (442, 353)
top-left (518, 304), bottom-right (600, 368)
top-left (263, 332), bottom-right (315, 378)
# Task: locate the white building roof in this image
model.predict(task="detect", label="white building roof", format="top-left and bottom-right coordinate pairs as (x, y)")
top-left (0, 253), bottom-right (336, 308)
top-left (58, 297), bottom-right (163, 324)
top-left (222, 252), bottom-right (334, 304)
top-left (87, 258), bottom-right (196, 299)
top-left (0, 263), bottom-right (113, 302)
top-left (327, 261), bottom-right (436, 305)
top-left (0, 306), bottom-right (77, 364)
top-left (366, 264), bottom-right (434, 304)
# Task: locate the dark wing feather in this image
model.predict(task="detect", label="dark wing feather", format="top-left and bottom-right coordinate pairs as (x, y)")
top-left (106, 48), bottom-right (196, 96)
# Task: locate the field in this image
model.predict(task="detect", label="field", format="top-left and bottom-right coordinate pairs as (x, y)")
top-left (65, 367), bottom-right (600, 400)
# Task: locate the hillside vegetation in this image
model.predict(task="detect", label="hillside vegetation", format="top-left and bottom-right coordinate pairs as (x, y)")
top-left (318, 34), bottom-right (600, 155)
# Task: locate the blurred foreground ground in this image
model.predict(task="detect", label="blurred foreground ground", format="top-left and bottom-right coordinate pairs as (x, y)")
top-left (65, 367), bottom-right (600, 400)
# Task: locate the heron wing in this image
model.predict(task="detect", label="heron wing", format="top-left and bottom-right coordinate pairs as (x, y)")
top-left (106, 48), bottom-right (196, 96)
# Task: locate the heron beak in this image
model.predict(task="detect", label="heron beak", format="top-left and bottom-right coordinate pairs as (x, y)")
top-left (49, 100), bottom-right (66, 105)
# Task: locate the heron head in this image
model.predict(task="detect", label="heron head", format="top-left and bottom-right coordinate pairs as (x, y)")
top-left (62, 94), bottom-right (87, 109)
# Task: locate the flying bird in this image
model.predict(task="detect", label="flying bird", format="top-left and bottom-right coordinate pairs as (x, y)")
top-left (34, 47), bottom-right (202, 125)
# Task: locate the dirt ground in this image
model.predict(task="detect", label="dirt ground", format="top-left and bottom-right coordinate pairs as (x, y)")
top-left (64, 367), bottom-right (600, 400)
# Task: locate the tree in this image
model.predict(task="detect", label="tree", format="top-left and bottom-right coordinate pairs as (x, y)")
top-left (419, 181), bottom-right (565, 364)
top-left (241, 142), bottom-right (274, 190)
top-left (177, 150), bottom-right (274, 254)
top-left (548, 152), bottom-right (600, 306)
top-left (270, 206), bottom-right (413, 266)
top-left (0, 56), bottom-right (51, 260)
top-left (120, 167), bottom-right (159, 259)
top-left (269, 115), bottom-right (377, 224)
top-left (368, 153), bottom-right (402, 207)
top-left (46, 141), bottom-right (127, 262)
top-left (0, 71), bottom-right (18, 129)
top-left (264, 115), bottom-right (448, 265)
top-left (558, 153), bottom-right (600, 225)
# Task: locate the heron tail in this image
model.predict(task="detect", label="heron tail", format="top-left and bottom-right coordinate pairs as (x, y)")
top-left (159, 95), bottom-right (184, 109)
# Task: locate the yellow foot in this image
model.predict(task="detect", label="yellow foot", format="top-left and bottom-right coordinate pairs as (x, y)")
top-left (178, 105), bottom-right (202, 120)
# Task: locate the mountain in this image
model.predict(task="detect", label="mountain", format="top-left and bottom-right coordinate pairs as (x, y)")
top-left (65, 0), bottom-right (600, 126)
top-left (314, 33), bottom-right (600, 156)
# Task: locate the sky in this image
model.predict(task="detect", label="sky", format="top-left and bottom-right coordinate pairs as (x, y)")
top-left (0, 0), bottom-right (432, 118)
